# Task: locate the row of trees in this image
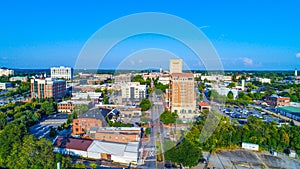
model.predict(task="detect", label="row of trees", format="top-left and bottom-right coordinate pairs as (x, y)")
top-left (0, 98), bottom-right (74, 168)
top-left (165, 111), bottom-right (300, 167)
top-left (0, 123), bottom-right (72, 168)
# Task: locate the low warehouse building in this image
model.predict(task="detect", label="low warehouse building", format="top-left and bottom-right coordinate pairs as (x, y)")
top-left (53, 137), bottom-right (139, 164)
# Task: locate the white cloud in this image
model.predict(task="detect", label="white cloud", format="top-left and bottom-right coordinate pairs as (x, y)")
top-left (296, 53), bottom-right (300, 58)
top-left (241, 57), bottom-right (253, 66)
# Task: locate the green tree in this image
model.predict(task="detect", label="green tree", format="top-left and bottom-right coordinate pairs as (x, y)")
top-left (41, 101), bottom-right (55, 115)
top-left (227, 82), bottom-right (236, 88)
top-left (0, 123), bottom-right (27, 167)
top-left (139, 99), bottom-right (151, 111)
top-left (73, 104), bottom-right (89, 117)
top-left (7, 135), bottom-right (55, 169)
top-left (227, 91), bottom-right (234, 100)
top-left (165, 140), bottom-right (203, 168)
top-left (160, 110), bottom-right (178, 124)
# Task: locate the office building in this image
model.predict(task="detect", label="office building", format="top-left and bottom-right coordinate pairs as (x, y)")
top-left (169, 59), bottom-right (182, 74)
top-left (50, 66), bottom-right (73, 80)
top-left (121, 82), bottom-right (147, 103)
top-left (30, 77), bottom-right (66, 99)
top-left (169, 73), bottom-right (196, 120)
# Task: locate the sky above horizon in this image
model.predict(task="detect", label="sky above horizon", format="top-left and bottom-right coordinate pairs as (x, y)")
top-left (0, 0), bottom-right (300, 70)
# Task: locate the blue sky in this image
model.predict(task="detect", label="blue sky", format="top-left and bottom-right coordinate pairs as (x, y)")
top-left (0, 0), bottom-right (300, 70)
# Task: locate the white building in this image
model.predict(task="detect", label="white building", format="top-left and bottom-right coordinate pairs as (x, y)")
top-left (121, 82), bottom-right (147, 103)
top-left (211, 87), bottom-right (239, 99)
top-left (242, 142), bottom-right (259, 151)
top-left (53, 137), bottom-right (139, 164)
top-left (0, 82), bottom-right (13, 90)
top-left (87, 141), bottom-right (139, 164)
top-left (258, 78), bottom-right (271, 84)
top-left (0, 68), bottom-right (14, 76)
top-left (158, 75), bottom-right (170, 85)
top-left (50, 66), bottom-right (73, 80)
top-left (9, 76), bottom-right (28, 82)
top-left (201, 75), bottom-right (232, 82)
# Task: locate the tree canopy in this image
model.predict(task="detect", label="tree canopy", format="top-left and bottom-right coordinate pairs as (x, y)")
top-left (160, 110), bottom-right (178, 124)
top-left (139, 99), bottom-right (151, 111)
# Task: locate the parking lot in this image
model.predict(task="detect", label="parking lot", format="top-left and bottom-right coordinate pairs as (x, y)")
top-left (29, 113), bottom-right (69, 140)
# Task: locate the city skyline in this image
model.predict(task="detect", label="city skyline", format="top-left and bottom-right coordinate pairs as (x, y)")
top-left (0, 1), bottom-right (300, 70)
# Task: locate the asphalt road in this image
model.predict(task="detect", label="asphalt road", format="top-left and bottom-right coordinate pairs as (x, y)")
top-left (141, 92), bottom-right (165, 169)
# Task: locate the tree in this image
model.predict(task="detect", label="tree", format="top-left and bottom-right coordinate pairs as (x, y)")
top-left (165, 140), bottom-right (203, 168)
top-left (0, 112), bottom-right (6, 130)
top-left (155, 82), bottom-right (169, 91)
top-left (41, 101), bottom-right (55, 115)
top-left (87, 95), bottom-right (91, 101)
top-left (132, 75), bottom-right (145, 84)
top-left (139, 99), bottom-right (151, 111)
top-left (6, 135), bottom-right (55, 169)
top-left (0, 123), bottom-right (27, 167)
top-left (73, 104), bottom-right (89, 117)
top-left (227, 91), bottom-right (234, 100)
top-left (160, 110), bottom-right (178, 124)
top-left (227, 82), bottom-right (236, 88)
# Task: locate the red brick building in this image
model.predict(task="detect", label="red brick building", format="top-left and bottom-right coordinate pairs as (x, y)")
top-left (266, 94), bottom-right (290, 107)
top-left (73, 118), bottom-right (103, 135)
top-left (57, 100), bottom-right (92, 113)
top-left (88, 127), bottom-right (141, 144)
top-left (31, 77), bottom-right (66, 100)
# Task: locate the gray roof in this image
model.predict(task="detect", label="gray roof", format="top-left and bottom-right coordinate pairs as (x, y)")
top-left (79, 108), bottom-right (110, 121)
top-left (87, 140), bottom-right (139, 158)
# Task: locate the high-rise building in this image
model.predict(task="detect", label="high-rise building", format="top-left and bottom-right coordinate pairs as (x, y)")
top-left (50, 66), bottom-right (73, 80)
top-left (0, 68), bottom-right (14, 76)
top-left (169, 59), bottom-right (182, 74)
top-left (295, 69), bottom-right (298, 79)
top-left (31, 77), bottom-right (66, 99)
top-left (169, 73), bottom-right (196, 120)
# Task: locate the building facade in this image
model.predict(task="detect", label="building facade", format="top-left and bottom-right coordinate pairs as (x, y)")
top-left (50, 66), bottom-right (73, 80)
top-left (88, 127), bottom-right (141, 144)
top-left (266, 94), bottom-right (290, 107)
top-left (72, 118), bottom-right (103, 135)
top-left (30, 77), bottom-right (66, 99)
top-left (169, 73), bottom-right (196, 120)
top-left (9, 76), bottom-right (28, 82)
top-left (169, 59), bottom-right (182, 74)
top-left (0, 82), bottom-right (13, 90)
top-left (114, 74), bottom-right (132, 83)
top-left (121, 82), bottom-right (147, 103)
top-left (0, 68), bottom-right (14, 76)
top-left (57, 100), bottom-right (92, 113)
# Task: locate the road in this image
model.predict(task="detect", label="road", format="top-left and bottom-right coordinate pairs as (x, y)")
top-left (141, 92), bottom-right (165, 169)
